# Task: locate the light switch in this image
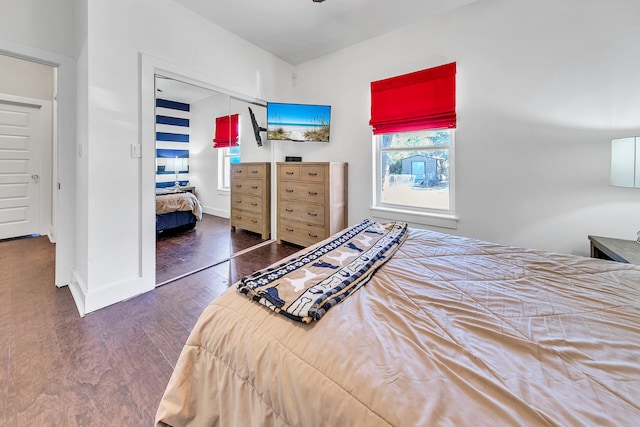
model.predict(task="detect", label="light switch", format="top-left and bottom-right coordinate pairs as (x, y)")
top-left (131, 143), bottom-right (141, 158)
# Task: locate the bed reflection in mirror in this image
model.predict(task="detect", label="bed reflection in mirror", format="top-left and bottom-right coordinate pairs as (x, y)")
top-left (154, 75), bottom-right (271, 285)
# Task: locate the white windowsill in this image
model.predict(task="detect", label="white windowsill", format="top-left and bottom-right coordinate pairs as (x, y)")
top-left (370, 205), bottom-right (458, 229)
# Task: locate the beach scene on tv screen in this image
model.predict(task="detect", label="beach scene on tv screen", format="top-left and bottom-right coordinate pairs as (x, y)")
top-left (267, 103), bottom-right (331, 142)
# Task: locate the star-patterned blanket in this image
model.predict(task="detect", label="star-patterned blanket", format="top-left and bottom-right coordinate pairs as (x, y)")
top-left (237, 219), bottom-right (408, 323)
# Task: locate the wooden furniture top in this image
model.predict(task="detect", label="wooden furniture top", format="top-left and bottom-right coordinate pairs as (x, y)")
top-left (588, 235), bottom-right (640, 265)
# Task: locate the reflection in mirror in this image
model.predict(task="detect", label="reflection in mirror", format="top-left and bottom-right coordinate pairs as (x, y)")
top-left (154, 75), bottom-right (271, 285)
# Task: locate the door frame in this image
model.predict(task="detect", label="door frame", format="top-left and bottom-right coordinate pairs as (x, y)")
top-left (0, 45), bottom-right (77, 289)
top-left (141, 54), bottom-right (269, 287)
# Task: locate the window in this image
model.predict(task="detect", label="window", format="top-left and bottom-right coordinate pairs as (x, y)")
top-left (370, 62), bottom-right (457, 227)
top-left (374, 129), bottom-right (454, 212)
top-left (214, 113), bottom-right (240, 191)
top-left (218, 145), bottom-right (241, 191)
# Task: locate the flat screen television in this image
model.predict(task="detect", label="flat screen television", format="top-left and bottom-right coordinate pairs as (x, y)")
top-left (267, 102), bottom-right (331, 142)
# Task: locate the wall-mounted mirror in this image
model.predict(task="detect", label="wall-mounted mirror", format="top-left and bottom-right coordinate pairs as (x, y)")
top-left (153, 75), bottom-right (271, 285)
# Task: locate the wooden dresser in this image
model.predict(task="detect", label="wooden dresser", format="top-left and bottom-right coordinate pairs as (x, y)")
top-left (276, 162), bottom-right (348, 247)
top-left (230, 162), bottom-right (270, 240)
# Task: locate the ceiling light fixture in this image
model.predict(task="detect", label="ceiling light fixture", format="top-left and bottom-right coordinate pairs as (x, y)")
top-left (313, 0), bottom-right (325, 3)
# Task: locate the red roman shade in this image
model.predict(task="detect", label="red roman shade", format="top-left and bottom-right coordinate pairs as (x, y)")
top-left (369, 62), bottom-right (456, 135)
top-left (213, 114), bottom-right (239, 148)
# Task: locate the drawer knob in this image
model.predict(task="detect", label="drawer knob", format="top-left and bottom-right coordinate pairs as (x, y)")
top-left (286, 171), bottom-right (294, 175)
top-left (308, 191), bottom-right (318, 196)
top-left (308, 172), bottom-right (317, 176)
top-left (286, 189), bottom-right (294, 193)
top-left (286, 227), bottom-right (294, 232)
top-left (251, 219), bottom-right (258, 223)
top-left (251, 203), bottom-right (258, 206)
top-left (285, 208), bottom-right (294, 212)
top-left (309, 233), bottom-right (318, 238)
top-left (251, 170), bottom-right (258, 174)
top-left (251, 185), bottom-right (258, 189)
top-left (235, 200), bottom-right (242, 204)
top-left (308, 212), bottom-right (317, 217)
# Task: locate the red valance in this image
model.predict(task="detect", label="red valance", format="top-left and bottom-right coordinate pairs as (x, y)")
top-left (369, 62), bottom-right (456, 135)
top-left (213, 114), bottom-right (239, 148)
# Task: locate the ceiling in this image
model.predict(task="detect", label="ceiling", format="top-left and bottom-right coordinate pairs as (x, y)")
top-left (173, 0), bottom-right (478, 65)
top-left (157, 0), bottom-right (478, 103)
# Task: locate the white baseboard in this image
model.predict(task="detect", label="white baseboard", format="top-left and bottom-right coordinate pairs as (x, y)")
top-left (67, 268), bottom-right (154, 317)
top-left (202, 205), bottom-right (229, 219)
top-left (68, 268), bottom-right (87, 316)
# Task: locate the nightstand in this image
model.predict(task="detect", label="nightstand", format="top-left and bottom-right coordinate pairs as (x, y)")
top-left (588, 235), bottom-right (640, 265)
top-left (177, 185), bottom-right (195, 194)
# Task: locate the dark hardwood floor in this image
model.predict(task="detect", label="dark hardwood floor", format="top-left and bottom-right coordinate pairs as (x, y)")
top-left (156, 213), bottom-right (268, 284)
top-left (0, 234), bottom-right (300, 426)
top-left (230, 239), bottom-right (301, 283)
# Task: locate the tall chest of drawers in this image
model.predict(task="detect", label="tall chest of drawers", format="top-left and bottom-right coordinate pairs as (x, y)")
top-left (230, 162), bottom-right (271, 240)
top-left (277, 162), bottom-right (348, 247)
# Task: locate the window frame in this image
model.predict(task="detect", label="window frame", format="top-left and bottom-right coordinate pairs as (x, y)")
top-left (371, 129), bottom-right (458, 229)
top-left (217, 146), bottom-right (240, 191)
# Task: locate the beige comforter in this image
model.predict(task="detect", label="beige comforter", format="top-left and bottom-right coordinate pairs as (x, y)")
top-left (156, 192), bottom-right (202, 220)
top-left (156, 229), bottom-right (640, 426)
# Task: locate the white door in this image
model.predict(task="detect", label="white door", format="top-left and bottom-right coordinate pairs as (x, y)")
top-left (0, 100), bottom-right (42, 240)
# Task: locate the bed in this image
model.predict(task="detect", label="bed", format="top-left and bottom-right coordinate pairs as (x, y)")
top-left (156, 188), bottom-right (203, 233)
top-left (155, 220), bottom-right (640, 426)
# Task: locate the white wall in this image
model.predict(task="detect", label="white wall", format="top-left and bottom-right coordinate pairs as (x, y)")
top-left (290, 0), bottom-right (640, 256)
top-left (190, 91), bottom-right (231, 217)
top-left (72, 0), bottom-right (89, 298)
top-left (71, 0), bottom-right (294, 314)
top-left (0, 0), bottom-right (75, 59)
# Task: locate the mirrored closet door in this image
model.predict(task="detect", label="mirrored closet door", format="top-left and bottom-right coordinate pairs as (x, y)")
top-left (153, 75), bottom-right (271, 285)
